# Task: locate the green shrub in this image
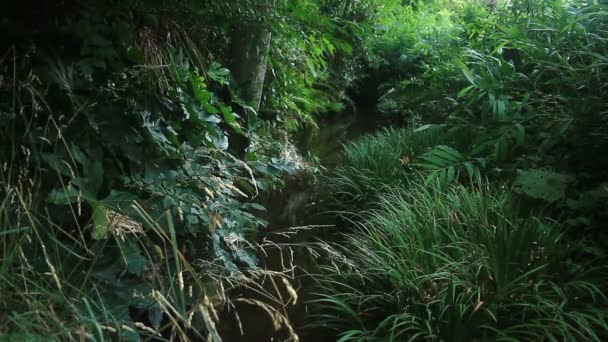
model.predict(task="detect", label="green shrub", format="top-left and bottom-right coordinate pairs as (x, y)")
top-left (312, 183), bottom-right (608, 341)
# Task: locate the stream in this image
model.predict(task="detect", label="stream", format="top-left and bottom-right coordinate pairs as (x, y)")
top-left (218, 103), bottom-right (378, 341)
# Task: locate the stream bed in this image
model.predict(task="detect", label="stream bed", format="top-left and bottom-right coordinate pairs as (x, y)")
top-left (219, 105), bottom-right (378, 341)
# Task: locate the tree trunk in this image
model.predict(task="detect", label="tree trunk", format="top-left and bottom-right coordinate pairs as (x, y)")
top-left (231, 24), bottom-right (272, 112)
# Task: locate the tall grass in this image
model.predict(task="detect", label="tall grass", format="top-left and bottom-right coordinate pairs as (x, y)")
top-left (0, 184), bottom-right (299, 341)
top-left (0, 186), bottom-right (210, 340)
top-left (326, 126), bottom-right (471, 211)
top-left (312, 182), bottom-right (608, 341)
top-left (1, 189), bottom-right (119, 340)
top-left (327, 127), bottom-right (438, 211)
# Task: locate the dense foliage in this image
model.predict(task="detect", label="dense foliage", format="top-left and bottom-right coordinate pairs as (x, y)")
top-left (315, 183), bottom-right (607, 340)
top-left (1, 0), bottom-right (607, 341)
top-left (313, 0), bottom-right (608, 341)
top-left (0, 0), bottom-right (364, 340)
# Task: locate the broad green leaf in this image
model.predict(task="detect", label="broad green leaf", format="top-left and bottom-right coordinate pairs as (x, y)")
top-left (457, 59), bottom-right (476, 85)
top-left (513, 169), bottom-right (573, 202)
top-left (457, 85), bottom-right (475, 98)
top-left (40, 153), bottom-right (73, 178)
top-left (494, 138), bottom-right (509, 162)
top-left (464, 162), bottom-right (478, 180)
top-left (119, 241), bottom-right (147, 276)
top-left (91, 201), bottom-right (110, 240)
top-left (103, 190), bottom-right (138, 208)
top-left (413, 124), bottom-right (436, 132)
top-left (447, 166), bottom-right (456, 183)
top-left (220, 105), bottom-right (244, 134)
top-left (439, 169), bottom-right (448, 187)
top-left (413, 162), bottom-right (440, 170)
top-left (71, 144), bottom-right (104, 195)
top-left (207, 62), bottom-right (231, 85)
top-left (435, 145), bottom-right (463, 162)
top-left (48, 187), bottom-right (82, 205)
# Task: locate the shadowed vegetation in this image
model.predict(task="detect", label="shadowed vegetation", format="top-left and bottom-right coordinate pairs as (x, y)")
top-left (1, 0), bottom-right (607, 341)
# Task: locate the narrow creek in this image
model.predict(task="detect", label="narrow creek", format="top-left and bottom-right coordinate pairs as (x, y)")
top-left (219, 102), bottom-right (378, 341)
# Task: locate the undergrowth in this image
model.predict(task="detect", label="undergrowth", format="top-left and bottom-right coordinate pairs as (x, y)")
top-left (0, 182), bottom-right (300, 341)
top-left (327, 126), bottom-right (473, 211)
top-left (311, 1), bottom-right (608, 340)
top-left (313, 182), bottom-right (608, 341)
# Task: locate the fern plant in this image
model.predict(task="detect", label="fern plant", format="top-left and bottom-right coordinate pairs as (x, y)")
top-left (415, 144), bottom-right (485, 187)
